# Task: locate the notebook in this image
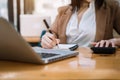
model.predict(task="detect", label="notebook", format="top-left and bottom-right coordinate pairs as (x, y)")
top-left (54, 44), bottom-right (79, 51)
top-left (0, 17), bottom-right (79, 64)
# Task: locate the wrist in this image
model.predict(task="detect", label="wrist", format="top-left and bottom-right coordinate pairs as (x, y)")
top-left (110, 38), bottom-right (119, 46)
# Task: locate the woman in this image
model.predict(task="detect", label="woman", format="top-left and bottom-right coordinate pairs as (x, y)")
top-left (41, 0), bottom-right (120, 49)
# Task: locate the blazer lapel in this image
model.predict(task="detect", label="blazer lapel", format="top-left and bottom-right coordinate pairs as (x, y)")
top-left (58, 6), bottom-right (73, 43)
top-left (62, 6), bottom-right (73, 33)
top-left (95, 5), bottom-right (107, 42)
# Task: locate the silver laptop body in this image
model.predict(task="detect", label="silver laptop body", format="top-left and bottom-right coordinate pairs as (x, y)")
top-left (0, 18), bottom-right (79, 64)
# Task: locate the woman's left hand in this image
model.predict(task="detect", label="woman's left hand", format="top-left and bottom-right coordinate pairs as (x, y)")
top-left (94, 39), bottom-right (116, 47)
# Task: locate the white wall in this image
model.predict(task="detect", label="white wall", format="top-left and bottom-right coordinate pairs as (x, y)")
top-left (34, 0), bottom-right (71, 23)
top-left (0, 0), bottom-right (8, 20)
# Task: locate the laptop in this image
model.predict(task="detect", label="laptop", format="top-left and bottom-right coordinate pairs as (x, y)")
top-left (0, 18), bottom-right (79, 64)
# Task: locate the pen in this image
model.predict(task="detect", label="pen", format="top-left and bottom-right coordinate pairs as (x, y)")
top-left (43, 19), bottom-right (52, 33)
top-left (43, 19), bottom-right (59, 48)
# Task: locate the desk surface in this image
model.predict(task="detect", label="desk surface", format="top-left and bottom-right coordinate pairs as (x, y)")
top-left (0, 48), bottom-right (120, 80)
top-left (23, 37), bottom-right (40, 43)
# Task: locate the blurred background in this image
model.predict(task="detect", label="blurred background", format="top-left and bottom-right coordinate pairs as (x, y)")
top-left (0, 0), bottom-right (119, 39)
top-left (0, 0), bottom-right (70, 32)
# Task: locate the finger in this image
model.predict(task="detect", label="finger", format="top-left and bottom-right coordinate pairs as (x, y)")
top-left (43, 45), bottom-right (52, 49)
top-left (50, 39), bottom-right (60, 48)
top-left (51, 41), bottom-right (57, 47)
top-left (49, 39), bottom-right (60, 48)
top-left (43, 35), bottom-right (53, 43)
top-left (41, 43), bottom-right (49, 49)
top-left (42, 36), bottom-right (53, 48)
top-left (42, 33), bottom-right (59, 48)
top-left (105, 41), bottom-right (110, 47)
top-left (56, 39), bottom-right (60, 44)
top-left (46, 33), bottom-right (56, 41)
top-left (43, 34), bottom-right (57, 47)
top-left (95, 42), bottom-right (100, 47)
top-left (41, 42), bottom-right (49, 49)
top-left (43, 40), bottom-right (53, 49)
top-left (46, 33), bottom-right (57, 46)
top-left (99, 40), bottom-right (105, 47)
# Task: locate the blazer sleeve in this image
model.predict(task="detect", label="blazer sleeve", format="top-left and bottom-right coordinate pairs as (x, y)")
top-left (113, 1), bottom-right (120, 34)
top-left (49, 6), bottom-right (69, 38)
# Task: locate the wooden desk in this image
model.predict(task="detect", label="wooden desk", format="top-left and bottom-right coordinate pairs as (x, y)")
top-left (23, 37), bottom-right (40, 43)
top-left (0, 48), bottom-right (120, 80)
top-left (23, 37), bottom-right (40, 46)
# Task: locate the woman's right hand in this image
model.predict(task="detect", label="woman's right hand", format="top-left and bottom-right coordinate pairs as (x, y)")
top-left (41, 32), bottom-right (60, 49)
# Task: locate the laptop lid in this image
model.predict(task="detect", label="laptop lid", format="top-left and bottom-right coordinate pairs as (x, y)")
top-left (0, 17), bottom-right (43, 64)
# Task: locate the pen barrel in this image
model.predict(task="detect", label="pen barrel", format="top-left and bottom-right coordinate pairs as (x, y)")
top-left (43, 19), bottom-right (50, 29)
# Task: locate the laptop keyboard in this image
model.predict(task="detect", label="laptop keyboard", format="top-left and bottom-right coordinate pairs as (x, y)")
top-left (39, 53), bottom-right (59, 58)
